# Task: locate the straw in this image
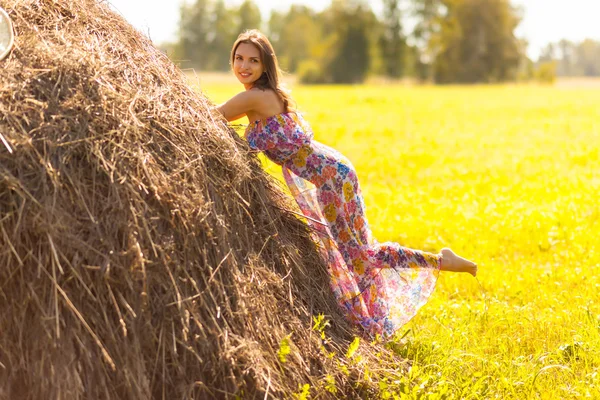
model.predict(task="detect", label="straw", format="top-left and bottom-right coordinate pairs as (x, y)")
top-left (0, 1), bottom-right (407, 398)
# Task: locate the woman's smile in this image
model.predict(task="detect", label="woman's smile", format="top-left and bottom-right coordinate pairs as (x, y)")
top-left (233, 43), bottom-right (264, 88)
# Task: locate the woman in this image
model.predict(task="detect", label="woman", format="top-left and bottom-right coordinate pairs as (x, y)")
top-left (217, 30), bottom-right (477, 337)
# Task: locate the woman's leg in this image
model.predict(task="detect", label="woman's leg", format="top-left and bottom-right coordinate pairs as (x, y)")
top-left (287, 142), bottom-right (439, 272)
top-left (286, 141), bottom-right (476, 333)
top-left (286, 141), bottom-right (476, 280)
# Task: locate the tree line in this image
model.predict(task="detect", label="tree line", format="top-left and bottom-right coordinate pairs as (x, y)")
top-left (163, 0), bottom-right (592, 84)
top-left (538, 39), bottom-right (600, 77)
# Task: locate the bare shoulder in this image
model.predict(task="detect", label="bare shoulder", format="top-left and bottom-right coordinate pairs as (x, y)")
top-left (217, 90), bottom-right (266, 122)
top-left (247, 87), bottom-right (279, 105)
top-left (230, 89), bottom-right (261, 102)
top-left (220, 88), bottom-right (284, 122)
top-left (249, 87), bottom-right (284, 114)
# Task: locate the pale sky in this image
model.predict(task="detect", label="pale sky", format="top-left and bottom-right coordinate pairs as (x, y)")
top-left (107, 0), bottom-right (600, 60)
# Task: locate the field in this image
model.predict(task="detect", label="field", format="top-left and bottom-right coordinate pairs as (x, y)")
top-left (200, 76), bottom-right (600, 399)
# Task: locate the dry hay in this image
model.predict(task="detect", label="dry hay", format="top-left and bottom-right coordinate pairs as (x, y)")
top-left (0, 0), bottom-right (405, 398)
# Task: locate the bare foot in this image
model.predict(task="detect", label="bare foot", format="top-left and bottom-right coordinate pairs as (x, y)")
top-left (440, 248), bottom-right (477, 277)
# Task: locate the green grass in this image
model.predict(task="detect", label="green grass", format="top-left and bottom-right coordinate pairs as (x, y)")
top-left (202, 80), bottom-right (600, 399)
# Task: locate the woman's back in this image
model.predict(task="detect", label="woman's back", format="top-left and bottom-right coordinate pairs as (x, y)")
top-left (244, 88), bottom-right (286, 124)
top-left (245, 112), bottom-right (313, 166)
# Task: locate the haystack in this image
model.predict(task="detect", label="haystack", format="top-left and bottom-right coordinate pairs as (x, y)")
top-left (0, 0), bottom-right (405, 398)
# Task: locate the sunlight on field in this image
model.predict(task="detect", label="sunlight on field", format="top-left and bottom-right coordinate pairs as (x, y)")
top-left (201, 78), bottom-right (600, 399)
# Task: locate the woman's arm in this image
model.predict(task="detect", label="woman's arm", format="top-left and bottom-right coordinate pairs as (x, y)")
top-left (216, 90), bottom-right (262, 122)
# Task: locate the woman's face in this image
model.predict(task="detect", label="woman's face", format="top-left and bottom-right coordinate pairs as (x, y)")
top-left (233, 43), bottom-right (264, 87)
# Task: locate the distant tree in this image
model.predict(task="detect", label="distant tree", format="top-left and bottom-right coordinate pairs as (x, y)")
top-left (319, 0), bottom-right (376, 83)
top-left (278, 6), bottom-right (321, 73)
top-left (537, 39), bottom-right (600, 77)
top-left (432, 0), bottom-right (522, 83)
top-left (265, 6), bottom-right (322, 74)
top-left (174, 0), bottom-right (211, 69)
top-left (171, 0), bottom-right (538, 81)
top-left (267, 10), bottom-right (285, 49)
top-left (237, 0), bottom-right (262, 35)
top-left (516, 38), bottom-right (534, 81)
top-left (577, 39), bottom-right (600, 76)
top-left (409, 0), bottom-right (442, 81)
top-left (538, 42), bottom-right (556, 62)
top-left (379, 0), bottom-right (407, 78)
top-left (557, 39), bottom-right (575, 76)
top-left (174, 0), bottom-right (262, 71)
top-left (206, 0), bottom-right (236, 71)
top-left (535, 61), bottom-right (557, 84)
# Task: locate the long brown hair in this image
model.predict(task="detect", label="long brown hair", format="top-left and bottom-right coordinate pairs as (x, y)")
top-left (230, 30), bottom-right (294, 112)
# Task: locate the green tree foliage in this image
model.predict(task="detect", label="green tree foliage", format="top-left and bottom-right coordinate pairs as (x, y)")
top-left (292, 0), bottom-right (378, 84)
top-left (379, 0), bottom-right (407, 78)
top-left (431, 0), bottom-right (522, 83)
top-left (534, 61), bottom-right (557, 84)
top-left (237, 0), bottom-right (262, 34)
top-left (268, 6), bottom-right (321, 73)
top-left (174, 0), bottom-right (262, 71)
top-left (540, 39), bottom-right (600, 77)
top-left (515, 38), bottom-right (534, 81)
top-left (410, 0), bottom-right (442, 80)
top-left (206, 0), bottom-right (236, 71)
top-left (558, 39), bottom-right (574, 76)
top-left (320, 0), bottom-right (377, 83)
top-left (577, 39), bottom-right (600, 76)
top-left (174, 0), bottom-right (211, 69)
top-left (267, 10), bottom-right (284, 48)
top-left (172, 0), bottom-right (529, 84)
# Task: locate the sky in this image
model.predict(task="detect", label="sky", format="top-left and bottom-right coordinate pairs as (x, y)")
top-left (106, 0), bottom-right (600, 60)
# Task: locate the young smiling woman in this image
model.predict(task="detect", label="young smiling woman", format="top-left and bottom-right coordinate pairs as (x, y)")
top-left (217, 30), bottom-right (477, 337)
top-left (218, 36), bottom-right (291, 124)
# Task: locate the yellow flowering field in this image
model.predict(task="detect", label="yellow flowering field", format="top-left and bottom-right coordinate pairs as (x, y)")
top-left (202, 79), bottom-right (600, 399)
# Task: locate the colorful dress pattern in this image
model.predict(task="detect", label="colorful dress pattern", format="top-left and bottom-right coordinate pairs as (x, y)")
top-left (245, 112), bottom-right (441, 337)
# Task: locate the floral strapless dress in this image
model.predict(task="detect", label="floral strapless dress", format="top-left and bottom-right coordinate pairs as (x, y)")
top-left (245, 112), bottom-right (441, 337)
